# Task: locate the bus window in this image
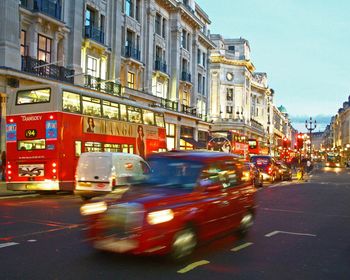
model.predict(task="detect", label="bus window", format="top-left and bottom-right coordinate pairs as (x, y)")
top-left (120, 104), bottom-right (128, 121)
top-left (16, 88), bottom-right (51, 105)
top-left (84, 142), bottom-right (102, 152)
top-left (121, 144), bottom-right (134, 154)
top-left (82, 96), bottom-right (101, 117)
top-left (102, 100), bottom-right (120, 120)
top-left (18, 139), bottom-right (46, 150)
top-left (142, 109), bottom-right (155, 125)
top-left (63, 91), bottom-right (81, 113)
top-left (155, 113), bottom-right (165, 127)
top-left (127, 106), bottom-right (142, 123)
top-left (75, 141), bottom-right (82, 156)
top-left (104, 143), bottom-right (122, 152)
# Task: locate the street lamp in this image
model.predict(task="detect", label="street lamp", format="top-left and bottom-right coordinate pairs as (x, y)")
top-left (305, 117), bottom-right (317, 158)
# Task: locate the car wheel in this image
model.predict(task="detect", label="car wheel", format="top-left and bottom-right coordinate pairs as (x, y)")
top-left (170, 227), bottom-right (197, 261)
top-left (237, 210), bottom-right (255, 238)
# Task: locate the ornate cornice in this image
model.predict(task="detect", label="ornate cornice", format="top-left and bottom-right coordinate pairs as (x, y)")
top-left (210, 55), bottom-right (256, 73)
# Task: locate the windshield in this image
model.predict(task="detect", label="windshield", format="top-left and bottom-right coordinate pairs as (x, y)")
top-left (144, 158), bottom-right (204, 190)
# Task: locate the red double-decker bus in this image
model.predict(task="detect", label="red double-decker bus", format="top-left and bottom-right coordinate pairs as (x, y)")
top-left (6, 84), bottom-right (167, 192)
top-left (208, 130), bottom-right (248, 157)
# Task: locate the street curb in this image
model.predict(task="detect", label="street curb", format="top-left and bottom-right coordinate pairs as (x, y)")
top-left (0, 191), bottom-right (37, 197)
top-left (0, 193), bottom-right (38, 199)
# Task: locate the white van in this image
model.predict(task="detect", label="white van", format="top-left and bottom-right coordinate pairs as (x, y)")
top-left (75, 152), bottom-right (150, 200)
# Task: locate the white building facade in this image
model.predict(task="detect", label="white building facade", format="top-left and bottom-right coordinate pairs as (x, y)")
top-left (208, 35), bottom-right (272, 155)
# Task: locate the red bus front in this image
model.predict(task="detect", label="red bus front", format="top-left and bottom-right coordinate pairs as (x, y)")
top-left (6, 112), bottom-right (63, 191)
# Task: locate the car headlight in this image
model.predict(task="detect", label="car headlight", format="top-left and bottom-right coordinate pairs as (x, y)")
top-left (336, 163), bottom-right (340, 167)
top-left (147, 209), bottom-right (174, 225)
top-left (80, 201), bottom-right (107, 216)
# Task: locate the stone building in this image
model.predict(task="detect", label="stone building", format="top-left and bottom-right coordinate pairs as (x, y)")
top-left (0, 0), bottom-right (215, 152)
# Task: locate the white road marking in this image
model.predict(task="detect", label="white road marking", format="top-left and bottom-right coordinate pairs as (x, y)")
top-left (177, 260), bottom-right (210, 274)
top-left (27, 239), bottom-right (37, 242)
top-left (231, 242), bottom-right (253, 252)
top-left (261, 207), bottom-right (305, 214)
top-left (265, 230), bottom-right (316, 238)
top-left (265, 231), bottom-right (280, 237)
top-left (0, 242), bottom-right (19, 249)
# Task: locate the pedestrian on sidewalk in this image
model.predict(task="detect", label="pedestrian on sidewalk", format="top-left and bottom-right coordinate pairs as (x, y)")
top-left (306, 159), bottom-right (312, 174)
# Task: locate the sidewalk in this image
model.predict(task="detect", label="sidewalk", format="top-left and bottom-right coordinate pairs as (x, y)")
top-left (0, 182), bottom-right (35, 197)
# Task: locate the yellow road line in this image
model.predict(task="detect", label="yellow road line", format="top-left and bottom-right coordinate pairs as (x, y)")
top-left (177, 260), bottom-right (210, 274)
top-left (231, 242), bottom-right (253, 252)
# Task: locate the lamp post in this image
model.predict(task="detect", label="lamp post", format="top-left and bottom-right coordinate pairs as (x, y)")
top-left (305, 117), bottom-right (317, 158)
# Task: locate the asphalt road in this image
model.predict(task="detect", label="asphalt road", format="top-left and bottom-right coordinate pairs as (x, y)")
top-left (0, 167), bottom-right (349, 280)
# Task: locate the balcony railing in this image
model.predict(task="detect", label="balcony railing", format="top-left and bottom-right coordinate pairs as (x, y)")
top-left (124, 46), bottom-right (141, 61)
top-left (181, 71), bottom-right (191, 83)
top-left (21, 56), bottom-right (74, 83)
top-left (154, 59), bottom-right (167, 73)
top-left (181, 104), bottom-right (197, 116)
top-left (156, 98), bottom-right (208, 120)
top-left (33, 0), bottom-right (61, 20)
top-left (159, 97), bottom-right (178, 111)
top-left (84, 75), bottom-right (121, 96)
top-left (84, 25), bottom-right (105, 45)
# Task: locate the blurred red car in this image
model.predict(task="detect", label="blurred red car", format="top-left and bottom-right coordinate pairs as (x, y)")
top-left (80, 151), bottom-right (257, 260)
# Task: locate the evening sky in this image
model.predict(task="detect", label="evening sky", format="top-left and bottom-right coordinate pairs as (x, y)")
top-left (197, 0), bottom-right (350, 128)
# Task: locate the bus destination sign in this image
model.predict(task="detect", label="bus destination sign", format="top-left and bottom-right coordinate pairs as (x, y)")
top-left (25, 129), bottom-right (37, 138)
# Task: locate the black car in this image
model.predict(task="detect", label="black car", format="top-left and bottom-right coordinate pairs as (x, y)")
top-left (276, 161), bottom-right (292, 181)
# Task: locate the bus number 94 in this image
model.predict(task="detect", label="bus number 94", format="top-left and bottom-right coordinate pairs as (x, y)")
top-left (25, 129), bottom-right (37, 138)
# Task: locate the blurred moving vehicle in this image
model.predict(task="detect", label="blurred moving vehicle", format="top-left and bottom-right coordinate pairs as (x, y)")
top-left (75, 152), bottom-right (150, 201)
top-left (275, 161), bottom-right (292, 181)
top-left (325, 153), bottom-right (342, 168)
top-left (250, 155), bottom-right (279, 183)
top-left (80, 151), bottom-right (257, 260)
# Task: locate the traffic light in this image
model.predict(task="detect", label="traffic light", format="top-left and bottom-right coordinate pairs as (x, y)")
top-left (296, 133), bottom-right (304, 149)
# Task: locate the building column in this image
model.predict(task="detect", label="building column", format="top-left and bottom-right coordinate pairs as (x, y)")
top-left (52, 32), bottom-right (59, 63)
top-left (176, 122), bottom-right (181, 149)
top-left (191, 31), bottom-right (198, 109)
top-left (27, 21), bottom-right (39, 58)
top-left (66, 0), bottom-right (84, 84)
top-left (169, 12), bottom-right (181, 102)
top-left (143, 0), bottom-right (156, 93)
top-left (0, 0), bottom-right (20, 70)
top-left (110, 0), bottom-right (122, 82)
